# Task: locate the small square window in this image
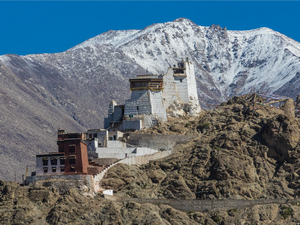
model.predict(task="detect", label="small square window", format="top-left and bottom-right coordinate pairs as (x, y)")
top-left (60, 157), bottom-right (65, 165)
top-left (51, 158), bottom-right (57, 165)
top-left (52, 167), bottom-right (56, 172)
top-left (43, 160), bottom-right (48, 166)
top-left (98, 143), bottom-right (101, 147)
top-left (43, 168), bottom-right (48, 173)
top-left (89, 134), bottom-right (92, 139)
top-left (93, 133), bottom-right (97, 138)
top-left (60, 167), bottom-right (65, 172)
top-left (69, 146), bottom-right (75, 153)
top-left (70, 166), bottom-right (75, 172)
top-left (69, 158), bottom-right (76, 164)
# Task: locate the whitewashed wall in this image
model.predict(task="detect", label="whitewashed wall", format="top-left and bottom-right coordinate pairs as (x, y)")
top-left (149, 91), bottom-right (167, 121)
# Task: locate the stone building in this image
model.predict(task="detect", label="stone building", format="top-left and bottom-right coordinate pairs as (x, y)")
top-left (104, 58), bottom-right (201, 131)
top-left (34, 130), bottom-right (103, 177)
top-left (85, 129), bottom-right (158, 159)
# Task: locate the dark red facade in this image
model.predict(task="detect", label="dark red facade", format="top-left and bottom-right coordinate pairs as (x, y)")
top-left (57, 131), bottom-right (89, 175)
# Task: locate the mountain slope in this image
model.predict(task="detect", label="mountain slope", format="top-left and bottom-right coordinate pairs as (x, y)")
top-left (1, 18), bottom-right (300, 180)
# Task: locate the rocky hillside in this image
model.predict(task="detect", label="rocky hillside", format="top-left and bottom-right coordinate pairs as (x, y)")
top-left (1, 17), bottom-right (300, 181)
top-left (1, 180), bottom-right (300, 224)
top-left (101, 94), bottom-right (300, 202)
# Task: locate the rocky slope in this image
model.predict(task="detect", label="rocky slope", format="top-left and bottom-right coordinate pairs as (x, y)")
top-left (1, 180), bottom-right (300, 224)
top-left (1, 18), bottom-right (300, 181)
top-left (101, 95), bottom-right (300, 202)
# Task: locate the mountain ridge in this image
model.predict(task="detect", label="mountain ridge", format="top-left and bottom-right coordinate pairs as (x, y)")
top-left (1, 18), bottom-right (300, 181)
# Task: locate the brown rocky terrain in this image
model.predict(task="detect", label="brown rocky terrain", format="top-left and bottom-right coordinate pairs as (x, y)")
top-left (3, 95), bottom-right (300, 224)
top-left (2, 180), bottom-right (300, 224)
top-left (101, 95), bottom-right (300, 201)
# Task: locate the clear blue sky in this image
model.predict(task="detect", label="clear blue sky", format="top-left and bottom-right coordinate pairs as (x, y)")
top-left (0, 1), bottom-right (299, 56)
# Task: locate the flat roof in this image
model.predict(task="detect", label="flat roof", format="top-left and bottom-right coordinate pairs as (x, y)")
top-left (36, 152), bottom-right (64, 157)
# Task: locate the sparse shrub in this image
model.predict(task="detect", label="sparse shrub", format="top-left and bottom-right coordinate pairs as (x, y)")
top-left (291, 202), bottom-right (297, 206)
top-left (214, 147), bottom-right (221, 151)
top-left (227, 208), bottom-right (237, 216)
top-left (211, 215), bottom-right (221, 224)
top-left (193, 213), bottom-right (197, 219)
top-left (173, 164), bottom-right (181, 170)
top-left (227, 208), bottom-right (237, 213)
top-left (202, 123), bottom-right (210, 129)
top-left (187, 210), bottom-right (194, 214)
top-left (141, 184), bottom-right (147, 189)
top-left (280, 205), bottom-right (292, 219)
top-left (185, 123), bottom-right (191, 127)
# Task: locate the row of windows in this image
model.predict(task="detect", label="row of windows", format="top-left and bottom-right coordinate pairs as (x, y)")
top-left (43, 158), bottom-right (76, 166)
top-left (43, 167), bottom-right (64, 173)
top-left (89, 133), bottom-right (98, 139)
top-left (43, 166), bottom-right (75, 173)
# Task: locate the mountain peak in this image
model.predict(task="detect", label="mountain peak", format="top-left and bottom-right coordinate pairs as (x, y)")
top-left (173, 17), bottom-right (196, 25)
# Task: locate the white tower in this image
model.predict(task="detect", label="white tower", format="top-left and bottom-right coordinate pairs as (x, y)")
top-left (162, 58), bottom-right (201, 115)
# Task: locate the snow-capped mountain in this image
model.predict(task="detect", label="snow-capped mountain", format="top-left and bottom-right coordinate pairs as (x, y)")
top-left (1, 18), bottom-right (300, 180)
top-left (74, 18), bottom-right (300, 103)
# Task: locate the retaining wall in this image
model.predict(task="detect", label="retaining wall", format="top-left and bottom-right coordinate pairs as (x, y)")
top-left (120, 198), bottom-right (297, 212)
top-left (26, 174), bottom-right (94, 194)
top-left (124, 133), bottom-right (194, 150)
top-left (93, 150), bottom-right (173, 192)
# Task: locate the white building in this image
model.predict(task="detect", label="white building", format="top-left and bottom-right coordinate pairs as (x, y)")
top-left (86, 129), bottom-right (158, 159)
top-left (104, 58), bottom-right (201, 131)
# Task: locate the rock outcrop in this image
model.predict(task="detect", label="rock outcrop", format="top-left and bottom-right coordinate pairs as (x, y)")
top-left (102, 96), bottom-right (300, 201)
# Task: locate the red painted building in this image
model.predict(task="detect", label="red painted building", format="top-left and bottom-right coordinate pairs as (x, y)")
top-left (57, 130), bottom-right (89, 174)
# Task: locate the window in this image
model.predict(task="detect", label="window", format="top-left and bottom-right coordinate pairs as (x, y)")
top-left (70, 166), bottom-right (75, 172)
top-left (98, 143), bottom-right (101, 147)
top-left (60, 167), bottom-right (65, 172)
top-left (137, 106), bottom-right (139, 111)
top-left (42, 159), bottom-right (48, 166)
top-left (43, 167), bottom-right (48, 173)
top-left (114, 135), bottom-right (117, 140)
top-left (60, 157), bottom-right (65, 165)
top-left (93, 133), bottom-right (97, 138)
top-left (69, 156), bottom-right (76, 164)
top-left (180, 79), bottom-right (182, 82)
top-left (69, 146), bottom-right (75, 153)
top-left (89, 134), bottom-right (92, 139)
top-left (50, 157), bottom-right (57, 165)
top-left (52, 167), bottom-right (56, 173)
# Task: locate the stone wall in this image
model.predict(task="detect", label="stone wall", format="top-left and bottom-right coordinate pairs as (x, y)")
top-left (124, 133), bottom-right (195, 150)
top-left (119, 150), bottom-right (172, 165)
top-left (125, 90), bottom-right (152, 116)
top-left (120, 198), bottom-right (297, 212)
top-left (93, 150), bottom-right (173, 192)
top-left (26, 174), bottom-right (94, 194)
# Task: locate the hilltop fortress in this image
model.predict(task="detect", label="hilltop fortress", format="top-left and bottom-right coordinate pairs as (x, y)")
top-left (104, 58), bottom-right (201, 131)
top-left (25, 58), bottom-right (201, 194)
